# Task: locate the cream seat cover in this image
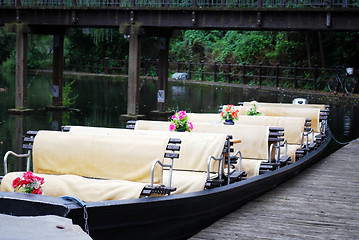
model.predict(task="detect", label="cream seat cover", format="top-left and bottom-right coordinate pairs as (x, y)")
top-left (237, 116), bottom-right (306, 145)
top-left (134, 121), bottom-right (270, 160)
top-left (186, 113), bottom-right (222, 124)
top-left (66, 126), bottom-right (226, 172)
top-left (191, 123), bottom-right (270, 160)
top-left (163, 170), bottom-right (208, 194)
top-left (233, 106), bottom-right (321, 132)
top-left (33, 130), bottom-right (169, 183)
top-left (1, 172), bottom-right (147, 202)
top-left (242, 102), bottom-right (326, 109)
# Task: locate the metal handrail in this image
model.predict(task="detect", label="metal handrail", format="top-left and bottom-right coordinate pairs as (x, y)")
top-left (207, 154), bottom-right (223, 181)
top-left (268, 139), bottom-right (287, 166)
top-left (150, 159), bottom-right (171, 187)
top-left (3, 150), bottom-right (31, 175)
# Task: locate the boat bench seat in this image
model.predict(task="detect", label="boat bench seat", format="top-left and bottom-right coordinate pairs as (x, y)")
top-left (1, 130), bottom-right (184, 201)
top-left (226, 104), bottom-right (329, 158)
top-left (232, 104), bottom-right (327, 134)
top-left (132, 120), bottom-right (291, 179)
top-left (63, 126), bottom-right (230, 193)
top-left (185, 113), bottom-right (317, 162)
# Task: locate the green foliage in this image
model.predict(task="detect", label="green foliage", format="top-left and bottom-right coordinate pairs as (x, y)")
top-left (0, 27), bottom-right (15, 63)
top-left (1, 52), bottom-right (16, 73)
top-left (67, 28), bottom-right (129, 60)
top-left (62, 80), bottom-right (78, 106)
top-left (27, 35), bottom-right (53, 69)
top-left (49, 80), bottom-right (78, 107)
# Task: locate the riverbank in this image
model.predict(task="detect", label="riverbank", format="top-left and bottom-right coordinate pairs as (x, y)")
top-left (30, 69), bottom-right (359, 105)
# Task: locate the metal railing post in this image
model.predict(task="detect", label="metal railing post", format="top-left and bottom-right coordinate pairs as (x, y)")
top-left (188, 60), bottom-right (192, 80)
top-left (313, 64), bottom-right (318, 91)
top-left (213, 61), bottom-right (218, 82)
top-left (294, 64), bottom-right (298, 88)
top-left (227, 61), bottom-right (231, 83)
top-left (201, 60), bottom-right (204, 81)
top-left (259, 62), bottom-right (263, 86)
top-left (275, 63), bottom-right (279, 87)
top-left (242, 62), bottom-right (246, 84)
top-left (104, 57), bottom-right (109, 74)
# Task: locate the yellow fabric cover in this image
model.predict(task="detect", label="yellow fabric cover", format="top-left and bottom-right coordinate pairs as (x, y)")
top-left (187, 113), bottom-right (306, 144)
top-left (67, 126), bottom-right (227, 173)
top-left (237, 116), bottom-right (306, 145)
top-left (186, 113), bottom-right (222, 124)
top-left (134, 121), bottom-right (270, 160)
top-left (163, 170), bottom-right (208, 194)
top-left (33, 130), bottom-right (169, 184)
top-left (68, 126), bottom-right (134, 135)
top-left (233, 106), bottom-right (321, 132)
top-left (135, 121), bottom-right (171, 131)
top-left (0, 172), bottom-right (147, 202)
top-left (241, 159), bottom-right (266, 178)
top-left (282, 144), bottom-right (300, 163)
top-left (192, 123), bottom-right (270, 160)
top-left (242, 102), bottom-right (326, 109)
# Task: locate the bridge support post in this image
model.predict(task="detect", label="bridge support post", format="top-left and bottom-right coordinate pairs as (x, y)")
top-left (157, 37), bottom-right (169, 113)
top-left (127, 31), bottom-right (141, 116)
top-left (5, 23), bottom-right (33, 114)
top-left (15, 23), bottom-right (28, 110)
top-left (51, 34), bottom-right (64, 107)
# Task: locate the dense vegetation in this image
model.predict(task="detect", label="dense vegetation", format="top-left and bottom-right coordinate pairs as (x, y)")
top-left (1, 27), bottom-right (359, 73)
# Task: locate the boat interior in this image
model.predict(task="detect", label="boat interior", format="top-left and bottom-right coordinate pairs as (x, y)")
top-left (0, 101), bottom-right (329, 203)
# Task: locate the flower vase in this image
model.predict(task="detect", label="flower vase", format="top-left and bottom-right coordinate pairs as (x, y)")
top-left (224, 119), bottom-right (234, 125)
top-left (177, 130), bottom-right (185, 132)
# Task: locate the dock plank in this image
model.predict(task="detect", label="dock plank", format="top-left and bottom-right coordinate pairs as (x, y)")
top-left (190, 139), bottom-right (359, 239)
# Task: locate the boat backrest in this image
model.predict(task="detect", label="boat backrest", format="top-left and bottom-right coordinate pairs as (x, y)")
top-left (232, 106), bottom-right (321, 132)
top-left (236, 116), bottom-right (308, 145)
top-left (186, 113), bottom-right (222, 124)
top-left (186, 114), bottom-right (308, 145)
top-left (33, 130), bottom-right (170, 184)
top-left (64, 126), bottom-right (227, 173)
top-left (241, 102), bottom-right (327, 109)
top-left (134, 121), bottom-right (271, 160)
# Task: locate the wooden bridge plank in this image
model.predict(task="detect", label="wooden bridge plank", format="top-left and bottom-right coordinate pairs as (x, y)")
top-left (190, 139), bottom-right (359, 239)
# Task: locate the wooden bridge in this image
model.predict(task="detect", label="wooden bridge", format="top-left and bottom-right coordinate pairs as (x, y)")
top-left (1, 0), bottom-right (359, 115)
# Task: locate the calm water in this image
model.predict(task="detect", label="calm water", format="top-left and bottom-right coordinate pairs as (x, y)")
top-left (1, 72), bottom-right (359, 173)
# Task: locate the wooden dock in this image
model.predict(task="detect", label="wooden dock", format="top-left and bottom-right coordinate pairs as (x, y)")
top-left (190, 139), bottom-right (359, 239)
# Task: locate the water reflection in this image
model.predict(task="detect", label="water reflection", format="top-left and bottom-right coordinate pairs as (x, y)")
top-left (1, 72), bottom-right (359, 173)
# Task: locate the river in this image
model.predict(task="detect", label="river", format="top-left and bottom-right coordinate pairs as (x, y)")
top-left (1, 72), bottom-right (359, 173)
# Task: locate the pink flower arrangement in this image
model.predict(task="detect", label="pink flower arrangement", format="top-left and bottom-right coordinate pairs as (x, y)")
top-left (220, 104), bottom-right (239, 122)
top-left (169, 110), bottom-right (193, 132)
top-left (12, 171), bottom-right (45, 195)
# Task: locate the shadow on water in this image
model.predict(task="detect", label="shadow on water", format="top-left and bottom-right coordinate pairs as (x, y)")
top-left (1, 72), bottom-right (359, 173)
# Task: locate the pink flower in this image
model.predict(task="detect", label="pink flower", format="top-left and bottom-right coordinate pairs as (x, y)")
top-left (188, 122), bottom-right (193, 130)
top-left (12, 177), bottom-right (21, 188)
top-left (169, 123), bottom-right (176, 131)
top-left (12, 171), bottom-right (44, 195)
top-left (178, 110), bottom-right (186, 116)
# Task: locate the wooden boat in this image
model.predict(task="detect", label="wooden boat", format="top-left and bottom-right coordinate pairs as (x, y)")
top-left (0, 101), bottom-right (331, 240)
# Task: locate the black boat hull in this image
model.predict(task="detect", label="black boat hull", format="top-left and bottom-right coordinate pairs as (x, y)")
top-left (0, 130), bottom-right (332, 240)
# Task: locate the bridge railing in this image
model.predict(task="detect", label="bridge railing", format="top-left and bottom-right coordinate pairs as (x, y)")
top-left (63, 56), bottom-right (358, 91)
top-left (0, 0), bottom-right (357, 8)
